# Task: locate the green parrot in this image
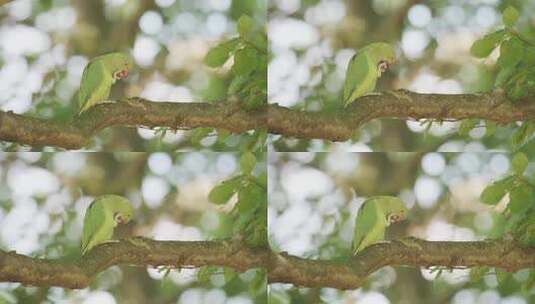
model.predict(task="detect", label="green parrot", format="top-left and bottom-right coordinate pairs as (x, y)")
top-left (511, 207), bottom-right (535, 247)
top-left (343, 42), bottom-right (396, 107)
top-left (352, 196), bottom-right (408, 255)
top-left (81, 195), bottom-right (134, 255)
top-left (78, 52), bottom-right (134, 114)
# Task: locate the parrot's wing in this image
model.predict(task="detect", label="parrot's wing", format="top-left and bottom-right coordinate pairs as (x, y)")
top-left (352, 200), bottom-right (379, 254)
top-left (78, 60), bottom-right (111, 113)
top-left (343, 52), bottom-right (373, 104)
top-left (81, 201), bottom-right (106, 254)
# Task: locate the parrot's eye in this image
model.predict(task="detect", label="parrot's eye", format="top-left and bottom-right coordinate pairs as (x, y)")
top-left (388, 214), bottom-right (400, 223)
top-left (378, 61), bottom-right (389, 73)
top-left (114, 213), bottom-right (124, 224)
top-left (114, 70), bottom-right (129, 79)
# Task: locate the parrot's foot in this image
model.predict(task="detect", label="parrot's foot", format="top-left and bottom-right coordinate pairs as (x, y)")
top-left (397, 237), bottom-right (423, 250)
top-left (126, 236), bottom-right (152, 250)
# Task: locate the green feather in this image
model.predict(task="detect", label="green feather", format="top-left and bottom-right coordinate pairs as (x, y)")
top-left (343, 42), bottom-right (396, 106)
top-left (352, 196), bottom-right (408, 255)
top-left (81, 195), bottom-right (134, 255)
top-left (78, 52), bottom-right (134, 114)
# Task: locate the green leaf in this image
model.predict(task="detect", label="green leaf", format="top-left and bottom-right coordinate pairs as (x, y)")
top-left (522, 270), bottom-right (535, 293)
top-left (459, 119), bottom-right (479, 136)
top-left (502, 6), bottom-right (519, 28)
top-left (216, 129), bottom-right (231, 143)
top-left (249, 269), bottom-right (267, 295)
top-left (495, 65), bottom-right (515, 87)
top-left (469, 267), bottom-right (490, 283)
top-left (508, 184), bottom-right (534, 214)
top-left (238, 183), bottom-right (264, 213)
top-left (223, 267), bottom-right (237, 283)
top-left (258, 170), bottom-right (267, 188)
top-left (480, 175), bottom-right (516, 205)
top-left (512, 208), bottom-right (535, 247)
top-left (208, 176), bottom-right (242, 205)
top-left (511, 152), bottom-right (529, 175)
top-left (232, 47), bottom-right (258, 76)
top-left (197, 266), bottom-right (218, 283)
top-left (507, 77), bottom-right (529, 100)
top-left (240, 151), bottom-right (256, 175)
top-left (190, 127), bottom-right (212, 145)
top-left (485, 120), bottom-right (497, 137)
top-left (524, 47), bottom-right (535, 65)
top-left (237, 15), bottom-right (255, 38)
top-left (228, 75), bottom-right (248, 94)
top-left (204, 38), bottom-right (239, 67)
top-left (242, 90), bottom-right (265, 110)
top-left (470, 30), bottom-right (505, 58)
top-left (496, 268), bottom-right (510, 286)
top-left (512, 122), bottom-right (535, 149)
top-left (497, 37), bottom-right (524, 69)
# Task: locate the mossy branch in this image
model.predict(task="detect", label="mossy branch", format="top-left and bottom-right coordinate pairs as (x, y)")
top-left (0, 91), bottom-right (534, 148)
top-left (0, 238), bottom-right (268, 289)
top-left (1, 237), bottom-right (533, 289)
top-left (268, 238), bottom-right (535, 290)
top-left (269, 90), bottom-right (535, 141)
top-left (0, 98), bottom-right (266, 149)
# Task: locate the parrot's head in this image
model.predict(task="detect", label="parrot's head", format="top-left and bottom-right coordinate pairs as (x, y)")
top-left (100, 194), bottom-right (134, 226)
top-left (366, 42), bottom-right (396, 76)
top-left (375, 196), bottom-right (408, 226)
top-left (108, 52), bottom-right (134, 81)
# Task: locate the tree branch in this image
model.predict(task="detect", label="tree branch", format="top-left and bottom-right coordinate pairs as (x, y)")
top-left (2, 237), bottom-right (533, 289)
top-left (0, 98), bottom-right (266, 149)
top-left (268, 90), bottom-right (535, 141)
top-left (268, 238), bottom-right (535, 290)
top-left (0, 238), bottom-right (268, 289)
top-left (1, 91), bottom-right (534, 148)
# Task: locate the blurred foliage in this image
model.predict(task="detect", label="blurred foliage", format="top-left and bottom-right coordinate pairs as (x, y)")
top-left (464, 6), bottom-right (535, 150)
top-left (268, 0), bottom-right (535, 152)
top-left (474, 151), bottom-right (535, 294)
top-left (0, 0), bottom-right (266, 151)
top-left (0, 152), bottom-right (266, 304)
top-left (207, 151), bottom-right (267, 248)
top-left (268, 152), bottom-right (535, 303)
top-left (192, 14), bottom-right (268, 151)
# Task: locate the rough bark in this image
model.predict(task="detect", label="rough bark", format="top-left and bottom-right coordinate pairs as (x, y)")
top-left (1, 237), bottom-right (533, 289)
top-left (1, 91), bottom-right (534, 148)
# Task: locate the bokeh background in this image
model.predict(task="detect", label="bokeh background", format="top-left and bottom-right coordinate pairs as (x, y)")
top-left (0, 0), bottom-right (266, 151)
top-left (268, 152), bottom-right (533, 303)
top-left (268, 0), bottom-right (535, 151)
top-left (0, 152), bottom-right (266, 304)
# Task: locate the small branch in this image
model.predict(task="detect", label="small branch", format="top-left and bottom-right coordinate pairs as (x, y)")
top-left (0, 238), bottom-right (268, 289)
top-left (1, 91), bottom-right (534, 148)
top-left (268, 238), bottom-right (535, 290)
